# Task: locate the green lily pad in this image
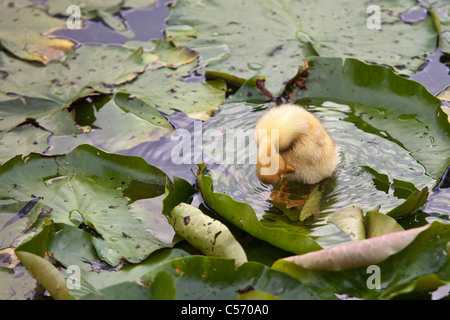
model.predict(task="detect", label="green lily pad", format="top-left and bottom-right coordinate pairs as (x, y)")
top-left (168, 0), bottom-right (437, 95)
top-left (46, 94), bottom-right (173, 155)
top-left (0, 144), bottom-right (173, 266)
top-left (295, 57), bottom-right (450, 181)
top-left (141, 255), bottom-right (319, 300)
top-left (272, 221), bottom-right (450, 299)
top-left (0, 125), bottom-right (50, 165)
top-left (426, 0), bottom-right (450, 54)
top-left (119, 61), bottom-right (227, 120)
top-left (0, 1), bottom-right (75, 64)
top-left (0, 44), bottom-right (157, 106)
top-left (169, 203), bottom-right (248, 267)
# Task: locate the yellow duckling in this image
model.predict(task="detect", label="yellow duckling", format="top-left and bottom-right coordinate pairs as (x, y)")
top-left (255, 103), bottom-right (339, 185)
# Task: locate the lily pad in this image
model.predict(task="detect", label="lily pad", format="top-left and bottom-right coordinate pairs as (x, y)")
top-left (119, 61), bottom-right (227, 120)
top-left (426, 0), bottom-right (450, 54)
top-left (168, 0), bottom-right (437, 95)
top-left (272, 221), bottom-right (450, 299)
top-left (294, 57), bottom-right (450, 181)
top-left (0, 2), bottom-right (75, 64)
top-left (0, 144), bottom-right (173, 266)
top-left (46, 94), bottom-right (173, 155)
top-left (0, 125), bottom-right (50, 165)
top-left (0, 44), bottom-right (157, 106)
top-left (141, 255), bottom-right (319, 300)
top-left (44, 0), bottom-right (156, 38)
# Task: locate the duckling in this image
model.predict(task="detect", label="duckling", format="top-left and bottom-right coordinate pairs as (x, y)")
top-left (255, 103), bottom-right (339, 185)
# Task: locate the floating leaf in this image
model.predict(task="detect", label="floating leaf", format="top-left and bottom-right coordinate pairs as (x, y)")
top-left (328, 206), bottom-right (366, 241)
top-left (15, 250), bottom-right (74, 300)
top-left (141, 255), bottom-right (318, 300)
top-left (364, 211), bottom-right (404, 238)
top-left (0, 125), bottom-right (50, 165)
top-left (47, 94), bottom-right (173, 154)
top-left (119, 62), bottom-right (226, 120)
top-left (0, 2), bottom-right (75, 64)
top-left (272, 221), bottom-right (450, 299)
top-left (0, 45), bottom-right (156, 106)
top-left (0, 145), bottom-right (173, 266)
top-left (169, 203), bottom-right (248, 267)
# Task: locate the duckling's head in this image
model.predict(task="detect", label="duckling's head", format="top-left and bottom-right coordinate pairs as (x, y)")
top-left (256, 153), bottom-right (295, 185)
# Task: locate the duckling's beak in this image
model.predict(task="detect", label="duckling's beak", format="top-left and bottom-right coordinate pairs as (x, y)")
top-left (285, 165), bottom-right (295, 174)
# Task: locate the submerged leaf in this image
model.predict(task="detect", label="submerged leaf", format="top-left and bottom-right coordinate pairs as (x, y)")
top-left (15, 251), bottom-right (74, 300)
top-left (364, 211), bottom-right (404, 238)
top-left (328, 206), bottom-right (365, 241)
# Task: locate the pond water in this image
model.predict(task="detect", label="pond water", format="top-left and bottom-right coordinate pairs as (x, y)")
top-left (53, 0), bottom-right (450, 232)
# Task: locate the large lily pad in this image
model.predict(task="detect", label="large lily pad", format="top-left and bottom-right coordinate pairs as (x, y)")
top-left (168, 0), bottom-right (437, 95)
top-left (294, 57), bottom-right (450, 181)
top-left (0, 144), bottom-right (173, 266)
